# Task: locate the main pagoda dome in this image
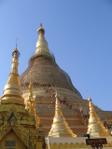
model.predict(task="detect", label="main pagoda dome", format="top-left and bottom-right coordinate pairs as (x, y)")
top-left (21, 25), bottom-right (81, 98)
top-left (20, 25), bottom-right (112, 136)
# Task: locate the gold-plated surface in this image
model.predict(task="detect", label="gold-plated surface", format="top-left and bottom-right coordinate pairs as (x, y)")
top-left (1, 48), bottom-right (24, 105)
top-left (26, 78), bottom-right (40, 128)
top-left (35, 24), bottom-right (51, 56)
top-left (87, 98), bottom-right (110, 137)
top-left (48, 92), bottom-right (77, 137)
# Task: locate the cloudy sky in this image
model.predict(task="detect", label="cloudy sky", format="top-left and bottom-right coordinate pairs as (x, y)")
top-left (0, 0), bottom-right (112, 110)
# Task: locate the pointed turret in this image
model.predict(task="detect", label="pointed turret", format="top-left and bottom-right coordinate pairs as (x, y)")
top-left (48, 92), bottom-right (76, 137)
top-left (35, 24), bottom-right (51, 57)
top-left (1, 48), bottom-right (24, 105)
top-left (27, 75), bottom-right (40, 127)
top-left (26, 78), bottom-right (34, 112)
top-left (87, 98), bottom-right (110, 137)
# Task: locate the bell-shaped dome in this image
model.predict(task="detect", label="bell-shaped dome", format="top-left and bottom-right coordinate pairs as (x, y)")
top-left (21, 25), bottom-right (82, 98)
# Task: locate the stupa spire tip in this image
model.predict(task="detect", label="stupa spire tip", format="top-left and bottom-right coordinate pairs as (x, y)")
top-left (37, 23), bottom-right (45, 35)
top-left (12, 47), bottom-right (20, 58)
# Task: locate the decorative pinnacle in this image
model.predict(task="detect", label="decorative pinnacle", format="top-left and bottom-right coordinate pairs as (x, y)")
top-left (12, 48), bottom-right (20, 59)
top-left (48, 91), bottom-right (76, 137)
top-left (55, 91), bottom-right (62, 115)
top-left (1, 48), bottom-right (24, 105)
top-left (35, 24), bottom-right (51, 56)
top-left (37, 23), bottom-right (45, 35)
top-left (87, 99), bottom-right (110, 137)
top-left (27, 74), bottom-right (40, 127)
top-left (11, 48), bottom-right (20, 74)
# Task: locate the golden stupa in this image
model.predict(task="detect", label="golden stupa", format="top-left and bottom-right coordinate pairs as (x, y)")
top-left (87, 98), bottom-right (110, 137)
top-left (48, 92), bottom-right (76, 137)
top-left (20, 25), bottom-right (112, 136)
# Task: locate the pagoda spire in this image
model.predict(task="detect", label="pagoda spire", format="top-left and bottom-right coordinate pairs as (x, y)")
top-left (27, 71), bottom-right (40, 127)
top-left (87, 98), bottom-right (110, 137)
top-left (35, 24), bottom-right (51, 56)
top-left (48, 92), bottom-right (76, 137)
top-left (1, 48), bottom-right (24, 105)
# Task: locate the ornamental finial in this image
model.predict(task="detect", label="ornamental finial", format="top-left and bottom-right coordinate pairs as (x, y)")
top-left (37, 23), bottom-right (45, 35)
top-left (35, 24), bottom-right (51, 57)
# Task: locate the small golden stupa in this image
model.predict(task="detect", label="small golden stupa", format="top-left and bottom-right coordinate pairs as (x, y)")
top-left (1, 48), bottom-right (24, 105)
top-left (87, 98), bottom-right (110, 137)
top-left (48, 92), bottom-right (76, 137)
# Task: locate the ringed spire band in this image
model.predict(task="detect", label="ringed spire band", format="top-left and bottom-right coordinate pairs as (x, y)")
top-left (35, 24), bottom-right (51, 57)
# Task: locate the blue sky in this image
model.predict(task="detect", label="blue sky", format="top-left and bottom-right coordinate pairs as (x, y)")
top-left (0, 0), bottom-right (112, 110)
